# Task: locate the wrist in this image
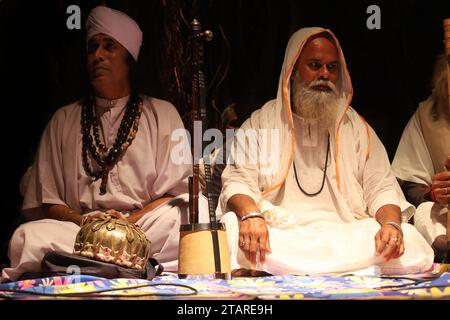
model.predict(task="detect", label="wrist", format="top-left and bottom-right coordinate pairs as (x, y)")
top-left (239, 211), bottom-right (265, 222)
top-left (127, 215), bottom-right (137, 224)
top-left (235, 205), bottom-right (259, 217)
top-left (61, 208), bottom-right (79, 222)
top-left (381, 221), bottom-right (403, 236)
top-left (430, 189), bottom-right (437, 203)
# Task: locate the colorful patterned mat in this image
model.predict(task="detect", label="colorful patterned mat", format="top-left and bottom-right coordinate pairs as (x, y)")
top-left (1, 264), bottom-right (449, 300)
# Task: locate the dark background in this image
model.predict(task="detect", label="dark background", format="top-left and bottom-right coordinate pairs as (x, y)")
top-left (0, 0), bottom-right (448, 266)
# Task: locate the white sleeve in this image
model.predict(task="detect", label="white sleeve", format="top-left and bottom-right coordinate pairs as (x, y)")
top-left (363, 127), bottom-right (414, 221)
top-left (218, 126), bottom-right (263, 216)
top-left (391, 113), bottom-right (434, 186)
top-left (150, 99), bottom-right (192, 198)
top-left (22, 109), bottom-right (68, 218)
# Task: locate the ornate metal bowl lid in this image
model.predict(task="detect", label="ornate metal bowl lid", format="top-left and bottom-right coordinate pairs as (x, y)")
top-left (73, 215), bottom-right (151, 271)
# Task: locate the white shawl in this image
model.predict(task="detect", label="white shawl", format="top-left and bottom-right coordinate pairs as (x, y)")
top-left (219, 27), bottom-right (413, 222)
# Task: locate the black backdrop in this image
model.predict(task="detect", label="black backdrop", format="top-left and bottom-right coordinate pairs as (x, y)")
top-left (0, 0), bottom-right (448, 265)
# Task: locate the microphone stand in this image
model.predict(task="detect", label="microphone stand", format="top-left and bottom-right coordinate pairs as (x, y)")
top-left (178, 19), bottom-right (231, 279)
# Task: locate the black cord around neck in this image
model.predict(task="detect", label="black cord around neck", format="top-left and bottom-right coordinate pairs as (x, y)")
top-left (293, 134), bottom-right (330, 197)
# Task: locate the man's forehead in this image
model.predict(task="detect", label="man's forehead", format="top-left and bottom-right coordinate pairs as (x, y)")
top-left (88, 33), bottom-right (119, 44)
top-left (300, 36), bottom-right (339, 59)
top-left (307, 32), bottom-right (336, 45)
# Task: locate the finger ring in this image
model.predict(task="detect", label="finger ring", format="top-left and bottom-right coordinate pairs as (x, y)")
top-left (390, 237), bottom-right (398, 242)
top-left (241, 241), bottom-right (246, 247)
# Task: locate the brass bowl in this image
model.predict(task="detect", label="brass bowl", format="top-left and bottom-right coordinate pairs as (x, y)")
top-left (73, 215), bottom-right (151, 271)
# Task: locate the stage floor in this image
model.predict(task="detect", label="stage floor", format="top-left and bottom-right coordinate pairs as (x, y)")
top-left (1, 264), bottom-right (449, 300)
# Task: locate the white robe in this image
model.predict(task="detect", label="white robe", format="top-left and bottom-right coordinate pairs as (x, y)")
top-left (2, 95), bottom-right (208, 282)
top-left (392, 98), bottom-right (448, 245)
top-left (219, 27), bottom-right (433, 275)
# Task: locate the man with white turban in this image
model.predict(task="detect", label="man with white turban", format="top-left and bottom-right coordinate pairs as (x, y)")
top-left (1, 6), bottom-right (207, 282)
top-left (218, 28), bottom-right (434, 275)
top-left (392, 54), bottom-right (450, 260)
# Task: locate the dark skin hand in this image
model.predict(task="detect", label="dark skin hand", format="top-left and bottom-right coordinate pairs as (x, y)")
top-left (82, 209), bottom-right (126, 225)
top-left (374, 204), bottom-right (404, 261)
top-left (227, 194), bottom-right (271, 266)
top-left (42, 194), bottom-right (174, 226)
top-left (430, 156), bottom-right (450, 206)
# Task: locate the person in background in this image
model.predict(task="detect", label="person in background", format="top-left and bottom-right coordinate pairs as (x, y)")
top-left (392, 54), bottom-right (450, 260)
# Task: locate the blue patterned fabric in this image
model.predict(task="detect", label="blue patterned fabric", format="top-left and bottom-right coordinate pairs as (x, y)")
top-left (1, 265), bottom-right (449, 300)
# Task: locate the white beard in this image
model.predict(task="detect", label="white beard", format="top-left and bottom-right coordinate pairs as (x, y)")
top-left (292, 80), bottom-right (341, 129)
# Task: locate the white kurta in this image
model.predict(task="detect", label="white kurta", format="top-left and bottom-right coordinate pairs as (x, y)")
top-left (2, 95), bottom-right (209, 282)
top-left (222, 114), bottom-right (433, 275)
top-left (392, 98), bottom-right (448, 245)
top-left (219, 27), bottom-right (433, 276)
top-left (22, 95), bottom-right (192, 215)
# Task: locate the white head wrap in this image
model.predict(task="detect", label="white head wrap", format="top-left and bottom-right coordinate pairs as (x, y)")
top-left (86, 6), bottom-right (143, 61)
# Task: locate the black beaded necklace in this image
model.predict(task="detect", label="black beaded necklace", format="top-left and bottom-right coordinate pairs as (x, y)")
top-left (293, 133), bottom-right (330, 197)
top-left (81, 92), bottom-right (142, 195)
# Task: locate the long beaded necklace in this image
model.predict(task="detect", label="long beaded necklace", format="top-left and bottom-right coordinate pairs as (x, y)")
top-left (81, 92), bottom-right (142, 195)
top-left (293, 133), bottom-right (330, 197)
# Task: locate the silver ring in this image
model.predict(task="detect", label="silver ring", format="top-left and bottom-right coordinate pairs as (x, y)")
top-left (390, 237), bottom-right (398, 242)
top-left (241, 241), bottom-right (246, 247)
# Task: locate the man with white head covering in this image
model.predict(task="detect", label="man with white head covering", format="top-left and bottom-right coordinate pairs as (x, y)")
top-left (1, 6), bottom-right (208, 282)
top-left (218, 27), bottom-right (434, 275)
top-left (392, 54), bottom-right (450, 260)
